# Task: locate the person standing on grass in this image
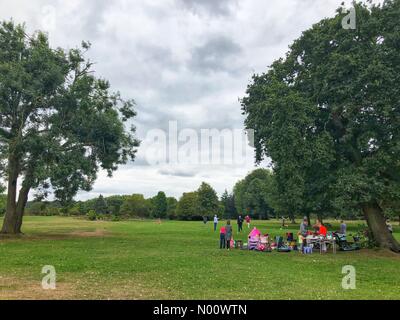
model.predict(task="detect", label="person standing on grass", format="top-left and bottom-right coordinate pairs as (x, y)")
top-left (299, 217), bottom-right (308, 236)
top-left (299, 217), bottom-right (309, 252)
top-left (245, 215), bottom-right (251, 228)
top-left (219, 225), bottom-right (226, 249)
top-left (225, 220), bottom-right (233, 250)
top-left (340, 220), bottom-right (347, 235)
top-left (213, 215), bottom-right (218, 232)
top-left (203, 216), bottom-right (208, 225)
top-left (237, 215), bottom-right (243, 233)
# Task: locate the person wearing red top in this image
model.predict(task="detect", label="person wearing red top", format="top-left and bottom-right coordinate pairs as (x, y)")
top-left (219, 226), bottom-right (226, 249)
top-left (319, 225), bottom-right (327, 237)
top-left (316, 219), bottom-right (327, 237)
top-left (245, 215), bottom-right (251, 228)
top-left (315, 219), bottom-right (328, 253)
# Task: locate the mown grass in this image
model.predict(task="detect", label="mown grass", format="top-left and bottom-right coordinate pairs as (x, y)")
top-left (0, 216), bottom-right (399, 300)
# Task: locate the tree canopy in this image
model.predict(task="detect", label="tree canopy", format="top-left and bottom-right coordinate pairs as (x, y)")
top-left (220, 189), bottom-right (236, 219)
top-left (151, 191), bottom-right (168, 219)
top-left (233, 168), bottom-right (275, 219)
top-left (177, 192), bottom-right (200, 220)
top-left (0, 21), bottom-right (139, 234)
top-left (241, 1), bottom-right (400, 251)
top-left (197, 182), bottom-right (220, 217)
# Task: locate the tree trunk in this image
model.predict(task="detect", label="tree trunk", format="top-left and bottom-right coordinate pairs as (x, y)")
top-left (15, 185), bottom-right (30, 233)
top-left (306, 213), bottom-right (311, 226)
top-left (1, 155), bottom-right (19, 234)
top-left (362, 202), bottom-right (400, 253)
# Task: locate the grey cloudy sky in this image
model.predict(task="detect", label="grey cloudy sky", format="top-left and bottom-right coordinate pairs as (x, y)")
top-left (0, 0), bottom-right (367, 200)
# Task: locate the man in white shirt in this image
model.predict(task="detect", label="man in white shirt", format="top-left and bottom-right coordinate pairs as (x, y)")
top-left (213, 215), bottom-right (218, 232)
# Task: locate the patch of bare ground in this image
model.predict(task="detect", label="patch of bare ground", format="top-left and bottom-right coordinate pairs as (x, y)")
top-left (80, 280), bottom-right (171, 300)
top-left (0, 275), bottom-right (77, 300)
top-left (361, 248), bottom-right (400, 259)
top-left (0, 228), bottom-right (109, 242)
top-left (69, 228), bottom-right (108, 238)
top-left (98, 281), bottom-right (172, 300)
top-left (0, 275), bottom-right (171, 300)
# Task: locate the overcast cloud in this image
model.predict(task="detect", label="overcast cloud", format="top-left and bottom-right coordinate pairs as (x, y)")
top-left (0, 0), bottom-right (371, 200)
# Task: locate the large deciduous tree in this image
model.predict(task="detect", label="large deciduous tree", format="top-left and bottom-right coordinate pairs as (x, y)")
top-left (241, 1), bottom-right (400, 252)
top-left (220, 189), bottom-right (236, 219)
top-left (151, 191), bottom-right (168, 219)
top-left (166, 197), bottom-right (178, 219)
top-left (233, 168), bottom-right (275, 220)
top-left (120, 194), bottom-right (149, 218)
top-left (94, 195), bottom-right (109, 215)
top-left (0, 21), bottom-right (139, 234)
top-left (197, 182), bottom-right (219, 217)
top-left (177, 192), bottom-right (199, 220)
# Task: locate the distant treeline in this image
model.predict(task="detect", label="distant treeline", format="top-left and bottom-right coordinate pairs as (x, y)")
top-left (0, 182), bottom-right (228, 221)
top-left (0, 169), bottom-right (385, 222)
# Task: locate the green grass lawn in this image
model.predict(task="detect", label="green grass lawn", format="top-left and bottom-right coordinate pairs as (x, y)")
top-left (0, 216), bottom-right (399, 300)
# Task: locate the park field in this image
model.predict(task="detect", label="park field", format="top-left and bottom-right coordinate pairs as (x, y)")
top-left (0, 216), bottom-right (399, 300)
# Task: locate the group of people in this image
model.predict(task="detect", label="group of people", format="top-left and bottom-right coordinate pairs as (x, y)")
top-left (214, 215), bottom-right (251, 250)
top-left (298, 217), bottom-right (348, 252)
top-left (213, 214), bottom-right (251, 232)
top-left (216, 215), bottom-right (335, 251)
top-left (214, 214), bottom-right (395, 252)
top-left (299, 217), bottom-right (347, 237)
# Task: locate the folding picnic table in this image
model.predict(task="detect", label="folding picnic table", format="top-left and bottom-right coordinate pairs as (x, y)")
top-left (306, 236), bottom-right (337, 254)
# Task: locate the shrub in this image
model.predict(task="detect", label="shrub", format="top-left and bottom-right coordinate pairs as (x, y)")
top-left (111, 214), bottom-right (120, 222)
top-left (87, 210), bottom-right (97, 221)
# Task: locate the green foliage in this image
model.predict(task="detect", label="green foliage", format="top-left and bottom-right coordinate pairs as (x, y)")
top-left (233, 169), bottom-right (276, 219)
top-left (0, 193), bottom-right (6, 215)
top-left (45, 207), bottom-right (61, 216)
top-left (166, 197), bottom-right (178, 219)
top-left (177, 192), bottom-right (200, 220)
top-left (26, 202), bottom-right (46, 216)
top-left (151, 191), bottom-right (168, 219)
top-left (106, 195), bottom-right (125, 216)
top-left (111, 214), bottom-right (120, 222)
top-left (0, 21), bottom-right (140, 232)
top-left (220, 189), bottom-right (236, 219)
top-left (68, 201), bottom-right (87, 216)
top-left (94, 195), bottom-right (109, 215)
top-left (18, 193), bottom-right (179, 220)
top-left (241, 1), bottom-right (400, 249)
top-left (120, 194), bottom-right (150, 218)
top-left (25, 201), bottom-right (62, 216)
top-left (197, 182), bottom-right (219, 217)
top-left (87, 210), bottom-right (97, 221)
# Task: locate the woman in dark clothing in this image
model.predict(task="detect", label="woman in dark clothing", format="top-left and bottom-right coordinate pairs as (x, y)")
top-left (237, 215), bottom-right (243, 232)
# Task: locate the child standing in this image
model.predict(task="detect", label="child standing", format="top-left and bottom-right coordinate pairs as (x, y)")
top-left (245, 215), bottom-right (251, 228)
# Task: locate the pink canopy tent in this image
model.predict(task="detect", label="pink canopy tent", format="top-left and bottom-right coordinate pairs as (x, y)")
top-left (249, 227), bottom-right (261, 238)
